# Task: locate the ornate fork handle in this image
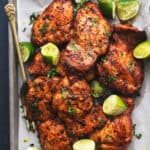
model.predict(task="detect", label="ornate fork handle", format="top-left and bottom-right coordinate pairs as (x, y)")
top-left (4, 4), bottom-right (16, 22)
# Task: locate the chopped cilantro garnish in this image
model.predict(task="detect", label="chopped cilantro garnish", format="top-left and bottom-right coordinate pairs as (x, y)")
top-left (22, 27), bottom-right (26, 32)
top-left (22, 115), bottom-right (28, 120)
top-left (132, 124), bottom-right (142, 139)
top-left (120, 52), bottom-right (124, 57)
top-left (107, 75), bottom-right (117, 82)
top-left (39, 23), bottom-right (48, 36)
top-left (93, 18), bottom-right (99, 24)
top-left (31, 102), bottom-right (38, 109)
top-left (128, 60), bottom-right (134, 73)
top-left (68, 107), bottom-right (76, 116)
top-left (97, 117), bottom-right (105, 125)
top-left (101, 56), bottom-right (107, 62)
top-left (47, 68), bottom-right (59, 78)
top-left (61, 87), bottom-right (66, 99)
top-left (105, 28), bottom-right (111, 37)
top-left (29, 13), bottom-right (39, 25)
top-left (70, 44), bottom-right (78, 51)
top-left (88, 18), bottom-right (99, 25)
top-left (76, 0), bottom-right (88, 10)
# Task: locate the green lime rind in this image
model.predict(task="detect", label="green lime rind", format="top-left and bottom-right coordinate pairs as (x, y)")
top-left (99, 0), bottom-right (116, 19)
top-left (19, 42), bottom-right (35, 62)
top-left (73, 139), bottom-right (96, 150)
top-left (133, 41), bottom-right (150, 59)
top-left (116, 0), bottom-right (140, 21)
top-left (41, 42), bottom-right (60, 65)
top-left (91, 80), bottom-right (105, 98)
top-left (103, 95), bottom-right (127, 116)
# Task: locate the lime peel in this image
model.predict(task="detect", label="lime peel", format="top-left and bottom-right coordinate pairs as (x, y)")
top-left (99, 0), bottom-right (116, 19)
top-left (91, 80), bottom-right (105, 98)
top-left (133, 41), bottom-right (150, 59)
top-left (19, 42), bottom-right (35, 62)
top-left (73, 139), bottom-right (95, 150)
top-left (103, 95), bottom-right (127, 116)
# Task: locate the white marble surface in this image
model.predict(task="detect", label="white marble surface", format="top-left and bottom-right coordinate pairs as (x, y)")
top-left (17, 0), bottom-right (150, 149)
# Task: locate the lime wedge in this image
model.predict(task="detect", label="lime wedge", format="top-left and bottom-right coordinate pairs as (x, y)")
top-left (91, 80), bottom-right (105, 98)
top-left (103, 95), bottom-right (127, 116)
top-left (73, 139), bottom-right (95, 150)
top-left (75, 0), bottom-right (85, 3)
top-left (99, 0), bottom-right (116, 19)
top-left (41, 43), bottom-right (60, 65)
top-left (19, 42), bottom-right (35, 62)
top-left (117, 0), bottom-right (140, 21)
top-left (133, 41), bottom-right (150, 59)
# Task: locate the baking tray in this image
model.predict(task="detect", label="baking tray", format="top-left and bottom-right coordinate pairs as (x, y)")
top-left (9, 0), bottom-right (150, 150)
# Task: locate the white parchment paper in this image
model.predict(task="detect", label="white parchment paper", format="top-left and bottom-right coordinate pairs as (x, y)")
top-left (17, 0), bottom-right (150, 149)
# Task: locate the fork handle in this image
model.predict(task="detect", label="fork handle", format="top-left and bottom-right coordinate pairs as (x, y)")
top-left (4, 4), bottom-right (27, 83)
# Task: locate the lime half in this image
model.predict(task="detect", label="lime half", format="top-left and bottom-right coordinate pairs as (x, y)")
top-left (117, 0), bottom-right (140, 21)
top-left (133, 41), bottom-right (150, 59)
top-left (99, 0), bottom-right (116, 19)
top-left (103, 95), bottom-right (127, 116)
top-left (73, 139), bottom-right (95, 150)
top-left (91, 80), bottom-right (105, 98)
top-left (19, 42), bottom-right (35, 62)
top-left (41, 43), bottom-right (60, 65)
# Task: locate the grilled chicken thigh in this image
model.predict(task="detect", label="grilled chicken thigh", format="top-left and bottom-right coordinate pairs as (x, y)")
top-left (61, 2), bottom-right (112, 73)
top-left (90, 115), bottom-right (132, 150)
top-left (28, 52), bottom-right (51, 76)
top-left (38, 119), bottom-right (71, 150)
top-left (31, 0), bottom-right (74, 46)
top-left (52, 76), bottom-right (93, 121)
top-left (75, 2), bottom-right (112, 56)
top-left (66, 105), bottom-right (107, 138)
top-left (97, 24), bottom-right (146, 96)
top-left (26, 76), bottom-right (60, 121)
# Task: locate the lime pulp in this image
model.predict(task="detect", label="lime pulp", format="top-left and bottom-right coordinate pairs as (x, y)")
top-left (133, 41), bottom-right (150, 59)
top-left (41, 43), bottom-right (60, 65)
top-left (19, 42), bottom-right (35, 62)
top-left (73, 139), bottom-right (96, 150)
top-left (117, 0), bottom-right (140, 21)
top-left (99, 0), bottom-right (116, 19)
top-left (103, 95), bottom-right (127, 116)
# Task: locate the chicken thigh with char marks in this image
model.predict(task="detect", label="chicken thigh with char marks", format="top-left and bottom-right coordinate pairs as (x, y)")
top-left (31, 0), bottom-right (74, 46)
top-left (52, 76), bottom-right (93, 121)
top-left (97, 24), bottom-right (146, 96)
top-left (38, 119), bottom-right (71, 150)
top-left (26, 76), bottom-right (60, 122)
top-left (61, 2), bottom-right (112, 73)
